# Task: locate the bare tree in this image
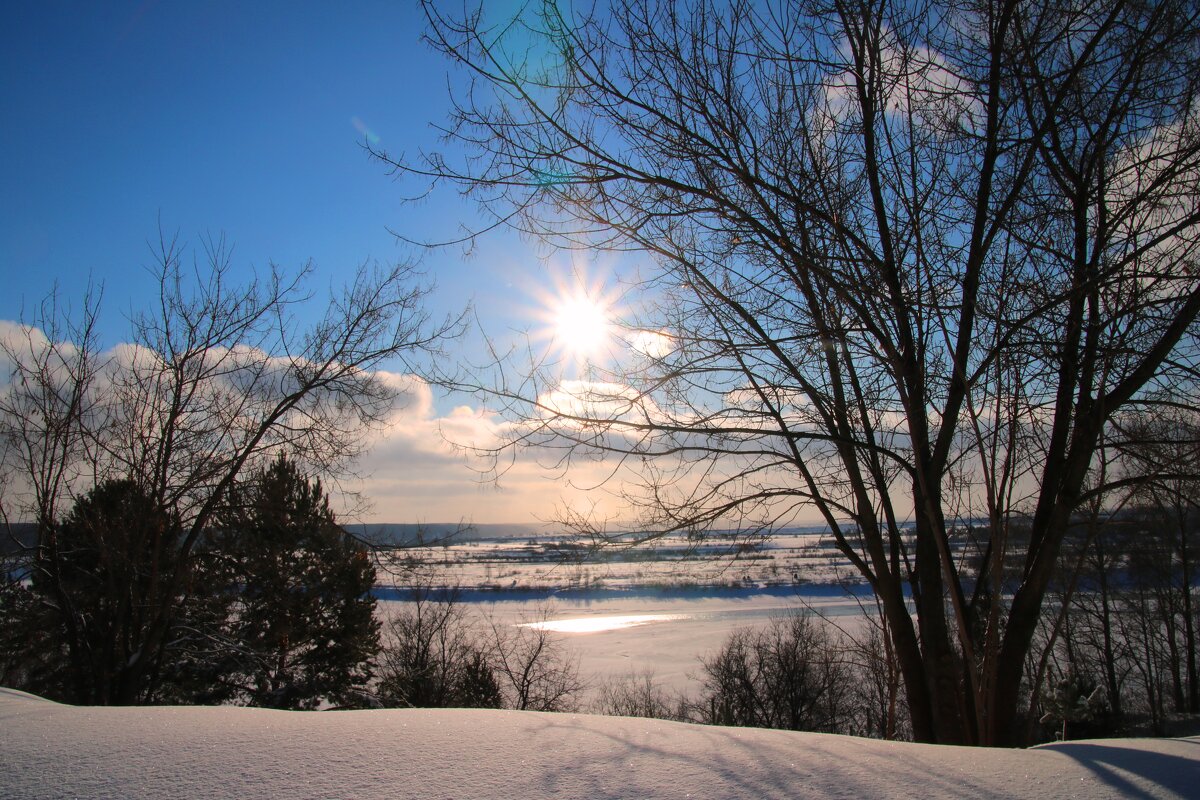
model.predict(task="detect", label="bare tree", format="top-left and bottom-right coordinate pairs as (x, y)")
top-left (1118, 410), bottom-right (1200, 714)
top-left (842, 608), bottom-right (909, 740)
top-left (697, 613), bottom-right (853, 733)
top-left (379, 0), bottom-right (1200, 744)
top-left (592, 669), bottom-right (686, 720)
top-left (377, 585), bottom-right (502, 709)
top-left (0, 232), bottom-right (461, 703)
top-left (0, 285), bottom-right (104, 534)
top-left (487, 612), bottom-right (583, 712)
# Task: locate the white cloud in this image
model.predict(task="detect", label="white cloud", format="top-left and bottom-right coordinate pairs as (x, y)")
top-left (1, 319), bottom-right (617, 526)
top-left (816, 25), bottom-right (983, 142)
top-left (626, 329), bottom-right (673, 360)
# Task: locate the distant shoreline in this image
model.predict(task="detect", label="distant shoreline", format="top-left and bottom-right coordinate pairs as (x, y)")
top-left (373, 581), bottom-right (879, 604)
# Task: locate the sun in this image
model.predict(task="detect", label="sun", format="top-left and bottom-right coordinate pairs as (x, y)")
top-left (553, 293), bottom-right (611, 358)
top-left (528, 263), bottom-right (624, 370)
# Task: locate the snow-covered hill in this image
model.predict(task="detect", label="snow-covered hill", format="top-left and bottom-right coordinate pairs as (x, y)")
top-left (2, 687), bottom-right (1196, 799)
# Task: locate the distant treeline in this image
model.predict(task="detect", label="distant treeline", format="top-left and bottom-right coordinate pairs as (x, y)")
top-left (348, 523), bottom-right (550, 547)
top-left (351, 522), bottom-right (854, 548)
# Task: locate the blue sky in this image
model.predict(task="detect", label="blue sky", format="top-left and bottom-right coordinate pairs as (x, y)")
top-left (0, 1), bottom-right (555, 346)
top-left (0, 1), bottom-right (631, 524)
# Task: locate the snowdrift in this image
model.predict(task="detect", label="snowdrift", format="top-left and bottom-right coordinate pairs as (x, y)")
top-left (2, 687), bottom-right (1197, 799)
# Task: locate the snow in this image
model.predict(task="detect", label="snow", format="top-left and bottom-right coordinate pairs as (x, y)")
top-left (382, 592), bottom-right (874, 700)
top-left (3, 688), bottom-right (1197, 799)
top-left (375, 530), bottom-right (854, 593)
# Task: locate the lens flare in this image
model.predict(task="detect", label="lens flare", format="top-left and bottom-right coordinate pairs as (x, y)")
top-left (351, 116), bottom-right (380, 145)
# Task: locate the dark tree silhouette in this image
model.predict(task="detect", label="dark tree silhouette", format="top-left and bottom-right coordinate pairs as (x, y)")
top-left (4, 480), bottom-right (179, 704)
top-left (195, 456), bottom-right (380, 710)
top-left (487, 612), bottom-right (583, 712)
top-left (699, 614), bottom-right (852, 733)
top-left (0, 234), bottom-right (460, 704)
top-left (380, 0), bottom-right (1200, 744)
top-left (376, 586), bottom-right (503, 709)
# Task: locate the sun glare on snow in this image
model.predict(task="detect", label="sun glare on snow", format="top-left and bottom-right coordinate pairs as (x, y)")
top-left (520, 613), bottom-right (690, 633)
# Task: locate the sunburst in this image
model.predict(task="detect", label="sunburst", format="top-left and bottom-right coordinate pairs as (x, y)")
top-left (552, 291), bottom-right (611, 359)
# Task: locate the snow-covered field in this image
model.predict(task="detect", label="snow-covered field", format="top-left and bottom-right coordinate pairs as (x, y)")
top-left (3, 688), bottom-right (1196, 799)
top-left (377, 530), bottom-right (855, 593)
top-left (374, 529), bottom-right (889, 699)
top-left (382, 591), bottom-right (877, 698)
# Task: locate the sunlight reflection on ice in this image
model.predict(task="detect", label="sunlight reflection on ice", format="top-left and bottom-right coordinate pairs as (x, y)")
top-left (519, 613), bottom-right (691, 634)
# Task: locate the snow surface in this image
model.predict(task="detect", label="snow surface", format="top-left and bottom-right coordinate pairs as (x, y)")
top-left (381, 592), bottom-right (875, 700)
top-left (2, 688), bottom-right (1198, 799)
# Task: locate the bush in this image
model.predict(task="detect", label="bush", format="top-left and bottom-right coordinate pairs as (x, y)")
top-left (697, 613), bottom-right (853, 733)
top-left (487, 611), bottom-right (584, 712)
top-left (377, 594), bottom-right (584, 712)
top-left (592, 670), bottom-right (686, 721)
top-left (376, 587), bottom-right (502, 709)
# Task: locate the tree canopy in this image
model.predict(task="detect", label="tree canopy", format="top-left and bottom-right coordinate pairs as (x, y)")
top-left (0, 235), bottom-right (458, 705)
top-left (194, 456), bottom-right (380, 710)
top-left (382, 0), bottom-right (1200, 744)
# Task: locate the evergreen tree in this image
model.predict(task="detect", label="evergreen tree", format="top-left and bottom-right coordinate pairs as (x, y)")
top-left (1039, 668), bottom-right (1108, 741)
top-left (0, 480), bottom-right (182, 704)
top-left (0, 571), bottom-right (65, 698)
top-left (454, 647), bottom-right (504, 709)
top-left (193, 456), bottom-right (380, 709)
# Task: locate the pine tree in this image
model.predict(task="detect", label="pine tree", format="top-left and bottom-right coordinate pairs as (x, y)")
top-left (455, 647), bottom-right (504, 709)
top-left (194, 456), bottom-right (380, 709)
top-left (1039, 668), bottom-right (1107, 741)
top-left (10, 480), bottom-right (182, 704)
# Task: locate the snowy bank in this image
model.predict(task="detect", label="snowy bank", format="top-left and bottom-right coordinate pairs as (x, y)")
top-left (2, 688), bottom-right (1197, 799)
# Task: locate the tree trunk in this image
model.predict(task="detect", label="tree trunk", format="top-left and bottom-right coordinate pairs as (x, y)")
top-left (1098, 559), bottom-right (1122, 720)
top-left (913, 513), bottom-right (969, 744)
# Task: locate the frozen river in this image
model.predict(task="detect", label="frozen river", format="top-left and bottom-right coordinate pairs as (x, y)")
top-left (379, 587), bottom-right (882, 699)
